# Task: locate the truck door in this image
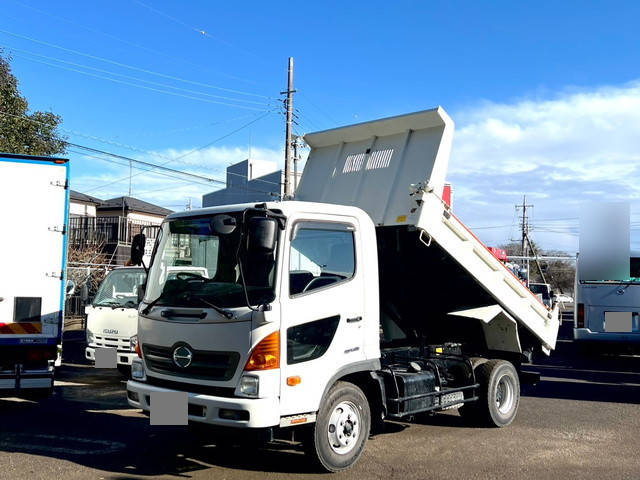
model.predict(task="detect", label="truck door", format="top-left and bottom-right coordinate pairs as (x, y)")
top-left (279, 219), bottom-right (366, 416)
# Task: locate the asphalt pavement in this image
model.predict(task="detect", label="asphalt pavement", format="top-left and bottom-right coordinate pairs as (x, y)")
top-left (1, 314), bottom-right (639, 480)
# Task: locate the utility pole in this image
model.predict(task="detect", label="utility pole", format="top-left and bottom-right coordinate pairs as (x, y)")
top-left (128, 160), bottom-right (132, 197)
top-left (516, 195), bottom-right (533, 285)
top-left (281, 57), bottom-right (296, 199)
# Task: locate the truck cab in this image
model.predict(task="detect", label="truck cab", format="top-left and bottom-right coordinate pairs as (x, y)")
top-left (85, 267), bottom-right (147, 372)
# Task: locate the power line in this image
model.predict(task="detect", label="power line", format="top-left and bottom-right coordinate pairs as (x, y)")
top-left (7, 0), bottom-right (258, 86)
top-left (80, 110), bottom-right (278, 192)
top-left (132, 0), bottom-right (269, 65)
top-left (69, 147), bottom-right (279, 198)
top-left (5, 45), bottom-right (272, 107)
top-left (9, 51), bottom-right (269, 111)
top-left (0, 28), bottom-right (270, 99)
top-left (0, 108), bottom-right (280, 190)
top-left (298, 92), bottom-right (339, 126)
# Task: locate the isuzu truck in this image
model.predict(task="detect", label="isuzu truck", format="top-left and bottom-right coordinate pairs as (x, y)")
top-left (85, 266), bottom-right (147, 374)
top-left (0, 153), bottom-right (70, 397)
top-left (126, 108), bottom-right (559, 471)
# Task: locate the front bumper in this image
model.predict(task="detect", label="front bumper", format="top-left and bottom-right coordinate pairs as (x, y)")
top-left (127, 379), bottom-right (280, 429)
top-left (86, 346), bottom-right (137, 365)
top-left (0, 366), bottom-right (54, 391)
top-left (574, 328), bottom-right (640, 343)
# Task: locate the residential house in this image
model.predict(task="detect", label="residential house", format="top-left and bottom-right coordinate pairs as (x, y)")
top-left (68, 194), bottom-right (172, 265)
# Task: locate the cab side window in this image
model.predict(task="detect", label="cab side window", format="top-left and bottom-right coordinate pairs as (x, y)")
top-left (289, 224), bottom-right (355, 295)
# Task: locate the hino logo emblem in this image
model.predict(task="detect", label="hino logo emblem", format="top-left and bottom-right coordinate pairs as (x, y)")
top-left (172, 345), bottom-right (193, 368)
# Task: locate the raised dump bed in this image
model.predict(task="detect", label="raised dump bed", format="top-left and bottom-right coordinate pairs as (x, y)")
top-left (298, 107), bottom-right (559, 356)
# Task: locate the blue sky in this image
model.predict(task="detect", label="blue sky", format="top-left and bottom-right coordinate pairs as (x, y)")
top-left (1, 0), bottom-right (639, 252)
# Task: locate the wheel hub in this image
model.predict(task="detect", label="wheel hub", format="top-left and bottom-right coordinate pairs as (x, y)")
top-left (495, 374), bottom-right (515, 414)
top-left (327, 401), bottom-right (360, 454)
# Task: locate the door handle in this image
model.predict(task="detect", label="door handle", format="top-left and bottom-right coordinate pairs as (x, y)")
top-left (346, 316), bottom-right (362, 323)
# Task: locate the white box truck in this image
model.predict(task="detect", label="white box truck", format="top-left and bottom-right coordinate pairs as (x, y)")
top-left (126, 108), bottom-right (559, 471)
top-left (0, 153), bottom-right (71, 397)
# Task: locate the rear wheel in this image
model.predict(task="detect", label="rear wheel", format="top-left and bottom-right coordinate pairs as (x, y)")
top-left (459, 359), bottom-right (519, 427)
top-left (305, 381), bottom-right (370, 472)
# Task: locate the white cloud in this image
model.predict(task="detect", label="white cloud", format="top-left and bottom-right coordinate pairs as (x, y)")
top-left (448, 81), bottom-right (640, 253)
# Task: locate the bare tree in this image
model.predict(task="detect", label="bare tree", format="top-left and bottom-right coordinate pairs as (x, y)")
top-left (66, 241), bottom-right (109, 294)
top-left (499, 241), bottom-right (575, 295)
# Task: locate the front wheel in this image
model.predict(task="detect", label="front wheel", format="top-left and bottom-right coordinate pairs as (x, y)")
top-left (460, 359), bottom-right (520, 427)
top-left (305, 381), bottom-right (370, 472)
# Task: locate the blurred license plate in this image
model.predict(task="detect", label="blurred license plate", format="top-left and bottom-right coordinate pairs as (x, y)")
top-left (605, 312), bottom-right (633, 332)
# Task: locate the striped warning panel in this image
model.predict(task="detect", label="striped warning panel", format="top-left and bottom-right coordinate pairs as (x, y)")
top-left (0, 322), bottom-right (43, 334)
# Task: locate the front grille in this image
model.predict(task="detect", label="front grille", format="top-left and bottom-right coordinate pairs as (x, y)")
top-left (142, 344), bottom-right (240, 381)
top-left (95, 335), bottom-right (131, 352)
top-left (144, 375), bottom-right (236, 397)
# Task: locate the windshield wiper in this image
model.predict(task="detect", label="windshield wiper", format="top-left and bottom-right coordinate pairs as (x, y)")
top-left (141, 294), bottom-right (164, 315)
top-left (141, 289), bottom-right (234, 319)
top-left (187, 295), bottom-right (234, 319)
top-left (95, 300), bottom-right (123, 309)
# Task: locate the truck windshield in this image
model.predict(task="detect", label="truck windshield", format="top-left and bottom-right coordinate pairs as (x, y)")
top-left (144, 213), bottom-right (278, 309)
top-left (94, 269), bottom-right (146, 308)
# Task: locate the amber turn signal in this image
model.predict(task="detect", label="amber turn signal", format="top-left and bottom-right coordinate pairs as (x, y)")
top-left (244, 331), bottom-right (280, 371)
top-left (287, 376), bottom-right (301, 386)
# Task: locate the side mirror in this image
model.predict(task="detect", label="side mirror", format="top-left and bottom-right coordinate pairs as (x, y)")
top-left (247, 217), bottom-right (277, 255)
top-left (80, 284), bottom-right (89, 303)
top-left (130, 233), bottom-right (146, 266)
top-left (66, 280), bottom-right (76, 297)
top-left (137, 284), bottom-right (146, 304)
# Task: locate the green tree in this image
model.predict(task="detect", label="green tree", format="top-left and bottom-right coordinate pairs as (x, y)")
top-left (0, 50), bottom-right (65, 155)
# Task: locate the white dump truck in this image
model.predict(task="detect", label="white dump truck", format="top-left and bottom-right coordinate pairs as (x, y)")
top-left (0, 153), bottom-right (71, 397)
top-left (126, 108), bottom-right (559, 471)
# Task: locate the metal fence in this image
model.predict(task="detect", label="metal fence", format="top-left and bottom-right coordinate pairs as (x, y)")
top-left (68, 216), bottom-right (160, 246)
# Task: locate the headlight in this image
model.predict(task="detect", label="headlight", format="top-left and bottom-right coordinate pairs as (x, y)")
top-left (131, 359), bottom-right (145, 380)
top-left (86, 329), bottom-right (95, 344)
top-left (239, 375), bottom-right (259, 397)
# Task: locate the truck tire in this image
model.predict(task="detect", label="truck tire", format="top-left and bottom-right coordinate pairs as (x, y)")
top-left (459, 359), bottom-right (519, 427)
top-left (117, 365), bottom-right (131, 377)
top-left (305, 381), bottom-right (370, 472)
